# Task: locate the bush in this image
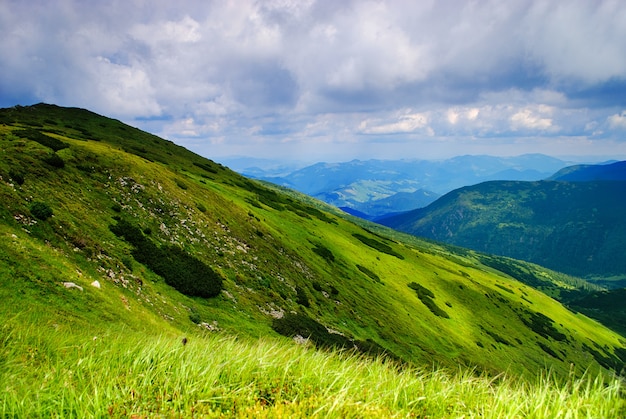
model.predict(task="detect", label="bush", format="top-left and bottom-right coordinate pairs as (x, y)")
top-left (14, 129), bottom-right (69, 151)
top-left (352, 233), bottom-right (404, 259)
top-left (357, 265), bottom-right (381, 283)
top-left (42, 153), bottom-right (65, 168)
top-left (189, 311), bottom-right (202, 324)
top-left (109, 219), bottom-right (223, 298)
top-left (9, 170), bottom-right (25, 185)
top-left (272, 313), bottom-right (397, 360)
top-left (29, 201), bottom-right (53, 220)
top-left (312, 244), bottom-right (335, 263)
top-left (175, 179), bottom-right (188, 190)
top-left (408, 282), bottom-right (449, 319)
top-left (272, 313), bottom-right (351, 350)
top-left (408, 282), bottom-right (434, 298)
top-left (295, 286), bottom-right (310, 307)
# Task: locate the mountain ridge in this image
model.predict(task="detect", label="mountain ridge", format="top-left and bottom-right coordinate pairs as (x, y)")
top-left (237, 154), bottom-right (575, 218)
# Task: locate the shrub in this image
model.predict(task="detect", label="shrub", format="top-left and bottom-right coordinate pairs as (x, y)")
top-left (408, 282), bottom-right (435, 299)
top-left (519, 310), bottom-right (567, 341)
top-left (272, 313), bottom-right (351, 350)
top-left (9, 170), bottom-right (25, 185)
top-left (29, 201), bottom-right (53, 220)
top-left (109, 219), bottom-right (223, 298)
top-left (357, 265), bottom-right (381, 283)
top-left (175, 179), bottom-right (188, 190)
top-left (272, 313), bottom-right (397, 360)
top-left (312, 244), bottom-right (335, 263)
top-left (408, 282), bottom-right (449, 319)
top-left (189, 311), bottom-right (202, 324)
top-left (42, 153), bottom-right (65, 168)
top-left (295, 286), bottom-right (310, 307)
top-left (14, 129), bottom-right (69, 151)
top-left (352, 233), bottom-right (404, 259)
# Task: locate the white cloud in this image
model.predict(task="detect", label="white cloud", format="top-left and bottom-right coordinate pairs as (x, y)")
top-left (359, 111), bottom-right (431, 135)
top-left (608, 111), bottom-right (626, 129)
top-left (510, 106), bottom-right (554, 131)
top-left (92, 57), bottom-right (161, 117)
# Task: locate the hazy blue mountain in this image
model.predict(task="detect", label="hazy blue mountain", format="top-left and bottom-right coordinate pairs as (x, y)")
top-left (241, 154), bottom-right (573, 218)
top-left (549, 160), bottom-right (626, 182)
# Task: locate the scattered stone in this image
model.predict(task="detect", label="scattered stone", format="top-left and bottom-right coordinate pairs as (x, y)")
top-left (293, 335), bottom-right (309, 345)
top-left (62, 282), bottom-right (83, 291)
top-left (91, 280), bottom-right (101, 289)
top-left (199, 321), bottom-right (220, 332)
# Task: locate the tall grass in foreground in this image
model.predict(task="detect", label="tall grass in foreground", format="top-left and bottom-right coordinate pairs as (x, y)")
top-left (1, 320), bottom-right (624, 418)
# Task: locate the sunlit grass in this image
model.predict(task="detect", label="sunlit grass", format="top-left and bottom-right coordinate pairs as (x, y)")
top-left (1, 318), bottom-right (623, 418)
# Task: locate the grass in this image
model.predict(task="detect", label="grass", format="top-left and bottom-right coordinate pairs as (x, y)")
top-left (1, 316), bottom-right (624, 418)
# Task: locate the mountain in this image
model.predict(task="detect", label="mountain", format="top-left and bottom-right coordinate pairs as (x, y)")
top-left (379, 179), bottom-right (626, 281)
top-left (549, 160), bottom-right (626, 182)
top-left (1, 104), bottom-right (625, 415)
top-left (241, 155), bottom-right (572, 218)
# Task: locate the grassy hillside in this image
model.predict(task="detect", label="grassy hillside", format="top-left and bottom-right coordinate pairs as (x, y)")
top-left (1, 104), bottom-right (625, 416)
top-left (380, 180), bottom-right (626, 280)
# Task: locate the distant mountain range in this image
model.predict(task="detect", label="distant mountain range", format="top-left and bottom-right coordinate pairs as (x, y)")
top-left (232, 154), bottom-right (575, 218)
top-left (378, 160), bottom-right (626, 281)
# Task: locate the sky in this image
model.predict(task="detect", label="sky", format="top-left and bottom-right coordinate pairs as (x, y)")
top-left (2, 0), bottom-right (626, 164)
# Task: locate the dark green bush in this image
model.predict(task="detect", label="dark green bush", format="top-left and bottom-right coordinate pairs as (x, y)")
top-left (175, 179), bottom-right (188, 190)
top-left (42, 153), bottom-right (65, 168)
top-left (272, 314), bottom-right (397, 360)
top-left (408, 282), bottom-right (449, 318)
top-left (519, 310), bottom-right (567, 341)
top-left (295, 286), bottom-right (310, 307)
top-left (14, 129), bottom-right (69, 151)
top-left (109, 219), bottom-right (223, 298)
top-left (9, 170), bottom-right (25, 185)
top-left (272, 313), bottom-right (351, 349)
top-left (193, 161), bottom-right (219, 174)
top-left (352, 233), bottom-right (404, 259)
top-left (312, 244), bottom-right (335, 263)
top-left (419, 295), bottom-right (450, 319)
top-left (189, 311), bottom-right (202, 324)
top-left (356, 265), bottom-right (381, 283)
top-left (408, 282), bottom-right (434, 299)
top-left (29, 201), bottom-right (53, 220)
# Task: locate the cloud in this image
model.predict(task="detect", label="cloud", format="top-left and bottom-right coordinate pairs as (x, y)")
top-left (359, 111), bottom-right (431, 135)
top-left (1, 0), bottom-right (626, 160)
top-left (510, 106), bottom-right (554, 131)
top-left (608, 111), bottom-right (626, 130)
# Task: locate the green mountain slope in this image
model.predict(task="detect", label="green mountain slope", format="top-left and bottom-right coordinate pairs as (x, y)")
top-left (380, 180), bottom-right (626, 280)
top-left (1, 104), bottom-right (625, 385)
